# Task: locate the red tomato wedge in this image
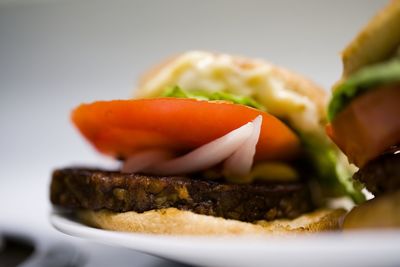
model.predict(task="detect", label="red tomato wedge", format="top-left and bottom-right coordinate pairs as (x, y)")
top-left (326, 85), bottom-right (400, 167)
top-left (72, 98), bottom-right (300, 161)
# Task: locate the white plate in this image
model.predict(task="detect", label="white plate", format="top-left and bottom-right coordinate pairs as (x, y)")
top-left (51, 212), bottom-right (400, 267)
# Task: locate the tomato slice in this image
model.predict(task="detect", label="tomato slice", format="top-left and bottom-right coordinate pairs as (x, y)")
top-left (72, 98), bottom-right (300, 161)
top-left (326, 85), bottom-right (400, 167)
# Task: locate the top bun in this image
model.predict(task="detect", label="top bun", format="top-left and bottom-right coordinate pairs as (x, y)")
top-left (136, 51), bottom-right (327, 138)
top-left (341, 0), bottom-right (400, 78)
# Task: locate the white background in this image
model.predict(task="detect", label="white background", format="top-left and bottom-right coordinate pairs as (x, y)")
top-left (0, 0), bottom-right (387, 266)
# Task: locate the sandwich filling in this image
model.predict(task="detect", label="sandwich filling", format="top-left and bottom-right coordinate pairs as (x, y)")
top-left (327, 51), bottom-right (400, 168)
top-left (122, 116), bottom-right (262, 181)
top-left (328, 56), bottom-right (400, 121)
top-left (137, 51), bottom-right (363, 201)
top-left (51, 168), bottom-right (313, 222)
top-left (138, 51), bottom-right (322, 136)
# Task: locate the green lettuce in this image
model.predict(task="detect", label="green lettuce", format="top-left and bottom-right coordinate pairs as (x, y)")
top-left (301, 134), bottom-right (365, 203)
top-left (163, 86), bottom-right (266, 110)
top-left (328, 59), bottom-right (400, 121)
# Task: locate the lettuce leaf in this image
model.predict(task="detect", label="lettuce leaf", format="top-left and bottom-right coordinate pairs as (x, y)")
top-left (301, 134), bottom-right (365, 203)
top-left (328, 59), bottom-right (400, 121)
top-left (163, 86), bottom-right (266, 110)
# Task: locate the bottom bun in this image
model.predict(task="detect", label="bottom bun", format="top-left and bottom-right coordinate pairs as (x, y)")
top-left (78, 208), bottom-right (346, 235)
top-left (343, 190), bottom-right (400, 229)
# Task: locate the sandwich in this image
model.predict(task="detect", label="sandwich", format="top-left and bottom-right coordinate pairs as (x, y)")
top-left (50, 51), bottom-right (357, 235)
top-left (325, 0), bottom-right (400, 228)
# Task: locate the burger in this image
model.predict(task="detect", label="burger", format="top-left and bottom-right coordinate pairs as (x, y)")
top-left (325, 0), bottom-right (400, 228)
top-left (51, 51), bottom-right (357, 235)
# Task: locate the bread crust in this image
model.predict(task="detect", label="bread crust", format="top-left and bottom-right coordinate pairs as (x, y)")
top-left (341, 0), bottom-right (400, 78)
top-left (78, 208), bottom-right (346, 235)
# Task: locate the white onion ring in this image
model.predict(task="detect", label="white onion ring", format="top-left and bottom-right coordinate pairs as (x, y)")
top-left (121, 149), bottom-right (174, 173)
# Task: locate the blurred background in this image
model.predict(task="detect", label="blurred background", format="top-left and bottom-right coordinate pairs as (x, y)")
top-left (0, 0), bottom-right (387, 266)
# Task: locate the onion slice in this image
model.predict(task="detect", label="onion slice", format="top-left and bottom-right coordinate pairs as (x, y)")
top-left (121, 149), bottom-right (174, 173)
top-left (122, 116), bottom-right (262, 177)
top-left (223, 115), bottom-right (262, 178)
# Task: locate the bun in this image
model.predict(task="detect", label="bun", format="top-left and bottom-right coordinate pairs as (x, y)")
top-left (135, 51), bottom-right (327, 137)
top-left (341, 0), bottom-right (400, 78)
top-left (267, 64), bottom-right (327, 120)
top-left (343, 190), bottom-right (400, 229)
top-left (78, 208), bottom-right (345, 235)
top-left (138, 53), bottom-right (327, 118)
